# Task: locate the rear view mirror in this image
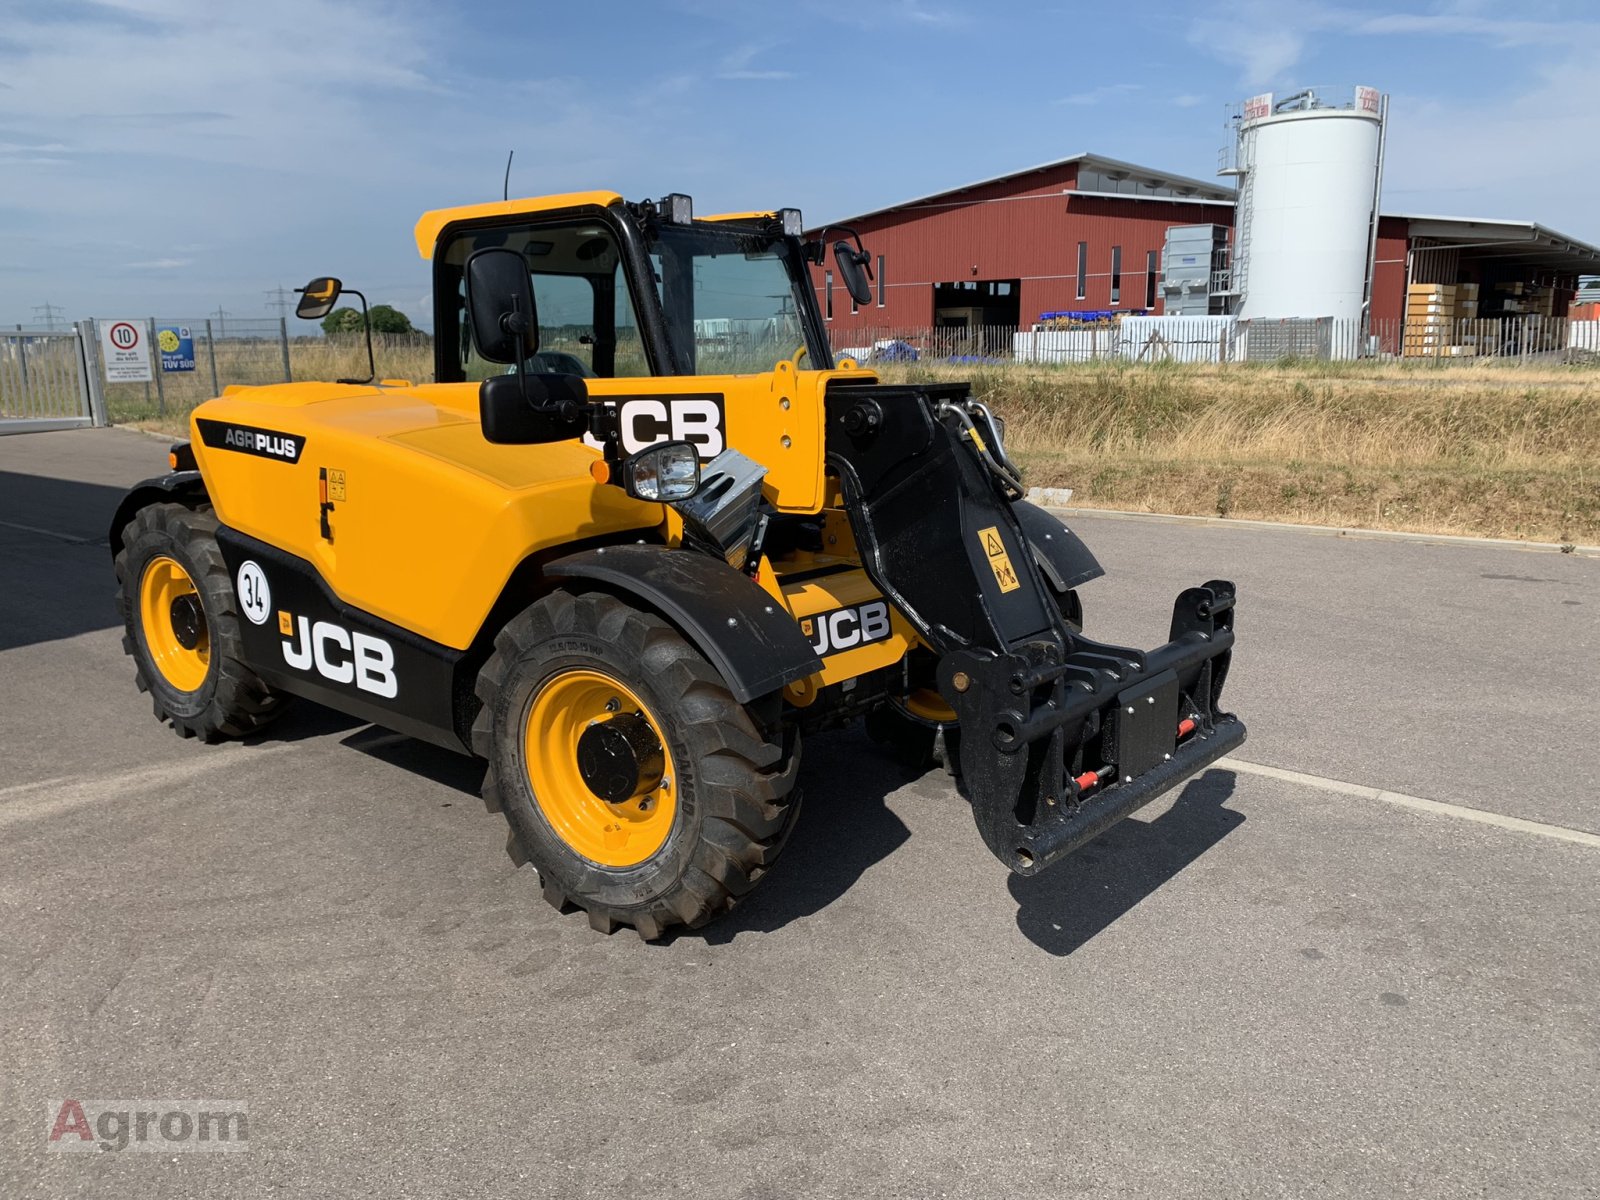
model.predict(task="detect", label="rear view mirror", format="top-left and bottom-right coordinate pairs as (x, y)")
top-left (833, 242), bottom-right (873, 307)
top-left (465, 248), bottom-right (539, 364)
top-left (295, 277), bottom-right (342, 320)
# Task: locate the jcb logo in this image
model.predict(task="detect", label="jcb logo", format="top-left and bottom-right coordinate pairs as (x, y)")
top-left (279, 613), bottom-right (398, 698)
top-left (803, 600), bottom-right (892, 657)
top-left (584, 395), bottom-right (726, 460)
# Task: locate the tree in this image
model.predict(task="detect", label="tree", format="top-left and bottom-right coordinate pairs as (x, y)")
top-left (320, 304), bottom-right (417, 335)
top-left (368, 304), bottom-right (416, 334)
top-left (321, 307), bottom-right (365, 335)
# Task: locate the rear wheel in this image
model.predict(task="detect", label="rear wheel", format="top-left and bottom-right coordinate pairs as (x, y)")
top-left (114, 503), bottom-right (288, 740)
top-left (473, 591), bottom-right (801, 940)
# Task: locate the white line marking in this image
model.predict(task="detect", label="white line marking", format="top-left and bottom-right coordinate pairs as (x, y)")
top-left (0, 750), bottom-right (286, 830)
top-left (1218, 756), bottom-right (1600, 850)
top-left (0, 518), bottom-right (98, 545)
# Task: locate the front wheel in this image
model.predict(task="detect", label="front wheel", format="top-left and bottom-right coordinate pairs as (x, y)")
top-left (114, 503), bottom-right (288, 740)
top-left (473, 591), bottom-right (801, 940)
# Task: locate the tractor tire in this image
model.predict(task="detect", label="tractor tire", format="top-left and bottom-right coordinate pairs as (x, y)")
top-left (869, 588), bottom-right (1082, 773)
top-left (473, 590), bottom-right (801, 941)
top-left (114, 502), bottom-right (289, 741)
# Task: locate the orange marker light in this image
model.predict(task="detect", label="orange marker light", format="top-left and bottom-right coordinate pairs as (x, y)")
top-left (589, 459), bottom-right (610, 484)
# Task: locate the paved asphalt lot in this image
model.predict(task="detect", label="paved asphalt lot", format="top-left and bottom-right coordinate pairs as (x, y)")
top-left (1, 427), bottom-right (1596, 1198)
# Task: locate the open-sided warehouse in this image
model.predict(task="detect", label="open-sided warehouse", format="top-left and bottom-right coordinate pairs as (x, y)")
top-left (811, 152), bottom-right (1600, 357)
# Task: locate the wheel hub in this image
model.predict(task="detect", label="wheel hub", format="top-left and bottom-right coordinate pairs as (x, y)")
top-left (576, 713), bottom-right (665, 804)
top-left (169, 593), bottom-right (204, 650)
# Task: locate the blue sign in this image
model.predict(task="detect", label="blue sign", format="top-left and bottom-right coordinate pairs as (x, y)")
top-left (158, 325), bottom-right (195, 373)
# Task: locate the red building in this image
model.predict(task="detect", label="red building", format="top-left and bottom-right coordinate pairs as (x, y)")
top-left (808, 152), bottom-right (1600, 348)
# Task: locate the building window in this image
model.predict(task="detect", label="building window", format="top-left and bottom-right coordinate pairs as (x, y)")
top-left (876, 255), bottom-right (885, 307)
top-left (825, 270), bottom-right (833, 320)
top-left (1110, 246), bottom-right (1122, 305)
top-left (1076, 241), bottom-right (1088, 300)
top-left (1145, 249), bottom-right (1158, 309)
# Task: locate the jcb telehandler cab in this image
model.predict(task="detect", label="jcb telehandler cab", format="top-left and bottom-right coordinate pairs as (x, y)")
top-left (111, 189), bottom-right (1244, 939)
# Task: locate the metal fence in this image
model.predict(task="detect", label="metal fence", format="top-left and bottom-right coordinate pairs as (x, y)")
top-left (1, 326), bottom-right (96, 433)
top-left (830, 316), bottom-right (1600, 367)
top-left (83, 319), bottom-right (435, 423)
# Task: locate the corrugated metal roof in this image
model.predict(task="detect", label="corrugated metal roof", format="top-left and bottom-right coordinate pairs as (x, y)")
top-left (816, 153), bottom-right (1235, 226)
top-left (1394, 215), bottom-right (1600, 273)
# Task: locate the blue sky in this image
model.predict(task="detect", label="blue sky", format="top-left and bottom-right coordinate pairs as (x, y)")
top-left (2, 0), bottom-right (1596, 330)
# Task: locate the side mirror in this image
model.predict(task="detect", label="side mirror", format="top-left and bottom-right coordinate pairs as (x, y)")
top-left (479, 373), bottom-right (588, 444)
top-left (465, 248), bottom-right (539, 364)
top-left (619, 441), bottom-right (700, 502)
top-left (295, 277), bottom-right (342, 320)
top-left (833, 241), bottom-right (873, 307)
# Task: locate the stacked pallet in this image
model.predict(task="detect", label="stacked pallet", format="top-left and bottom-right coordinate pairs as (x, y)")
top-left (1448, 282), bottom-right (1481, 357)
top-left (1403, 283), bottom-right (1457, 357)
top-left (1497, 281), bottom-right (1554, 316)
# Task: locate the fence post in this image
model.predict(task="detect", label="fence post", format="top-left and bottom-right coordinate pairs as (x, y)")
top-left (205, 319), bottom-right (220, 395)
top-left (72, 324), bottom-right (98, 425)
top-left (78, 320), bottom-right (108, 425)
top-left (279, 317), bottom-right (292, 382)
top-left (14, 323), bottom-right (29, 398)
top-left (147, 318), bottom-right (165, 415)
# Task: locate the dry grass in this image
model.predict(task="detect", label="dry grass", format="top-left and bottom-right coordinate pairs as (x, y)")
top-left (111, 345), bottom-right (1600, 544)
top-left (105, 335), bottom-right (434, 435)
top-left (879, 360), bottom-right (1600, 544)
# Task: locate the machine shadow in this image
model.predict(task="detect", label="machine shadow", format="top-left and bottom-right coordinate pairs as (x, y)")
top-left (692, 727), bottom-right (912, 944)
top-left (338, 724), bottom-right (487, 796)
top-left (0, 471), bottom-right (132, 651)
top-left (1008, 768), bottom-right (1243, 957)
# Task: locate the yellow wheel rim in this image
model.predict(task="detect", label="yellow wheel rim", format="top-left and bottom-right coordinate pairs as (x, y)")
top-left (138, 555), bottom-right (211, 692)
top-left (523, 668), bottom-right (677, 868)
top-left (901, 688), bottom-right (958, 724)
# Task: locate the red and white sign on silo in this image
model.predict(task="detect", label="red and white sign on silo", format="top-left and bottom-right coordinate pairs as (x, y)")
top-left (99, 319), bottom-right (153, 383)
top-left (1242, 93), bottom-right (1273, 121)
top-left (1355, 86), bottom-right (1382, 115)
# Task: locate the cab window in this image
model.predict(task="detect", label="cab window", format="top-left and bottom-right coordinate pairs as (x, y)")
top-left (439, 220), bottom-right (650, 381)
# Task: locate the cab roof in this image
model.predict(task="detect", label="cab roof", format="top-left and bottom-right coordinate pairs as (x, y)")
top-left (414, 191), bottom-right (624, 259)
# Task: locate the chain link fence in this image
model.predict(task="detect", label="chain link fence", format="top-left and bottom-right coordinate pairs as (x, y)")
top-left (84, 319), bottom-right (434, 424)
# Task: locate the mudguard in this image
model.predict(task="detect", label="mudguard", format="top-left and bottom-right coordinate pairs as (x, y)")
top-left (108, 471), bottom-right (208, 554)
top-left (1012, 500), bottom-right (1104, 592)
top-left (545, 545), bottom-right (823, 704)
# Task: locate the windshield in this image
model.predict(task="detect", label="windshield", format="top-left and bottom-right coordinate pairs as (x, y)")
top-left (440, 221), bottom-right (651, 382)
top-left (645, 223), bottom-right (827, 374)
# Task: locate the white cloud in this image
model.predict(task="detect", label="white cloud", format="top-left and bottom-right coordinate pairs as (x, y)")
top-left (1056, 83), bottom-right (1141, 107)
top-left (717, 44), bottom-right (797, 81)
top-left (123, 258), bottom-right (193, 270)
top-left (1189, 1), bottom-right (1600, 87)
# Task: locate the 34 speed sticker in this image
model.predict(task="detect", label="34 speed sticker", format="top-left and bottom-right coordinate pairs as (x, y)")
top-left (800, 599), bottom-right (892, 657)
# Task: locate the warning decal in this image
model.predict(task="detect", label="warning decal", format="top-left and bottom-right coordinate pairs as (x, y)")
top-left (976, 525), bottom-right (1022, 594)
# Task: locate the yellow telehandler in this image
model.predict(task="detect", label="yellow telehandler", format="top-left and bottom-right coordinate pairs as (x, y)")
top-left (110, 190), bottom-right (1244, 938)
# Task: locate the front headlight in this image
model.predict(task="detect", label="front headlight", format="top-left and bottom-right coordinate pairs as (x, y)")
top-left (622, 440), bottom-right (701, 502)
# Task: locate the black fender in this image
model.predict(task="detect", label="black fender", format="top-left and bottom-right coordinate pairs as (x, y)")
top-left (108, 471), bottom-right (208, 557)
top-left (1012, 499), bottom-right (1104, 592)
top-left (544, 545), bottom-right (822, 705)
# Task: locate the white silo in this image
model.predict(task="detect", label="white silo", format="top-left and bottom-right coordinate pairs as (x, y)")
top-left (1227, 86), bottom-right (1387, 325)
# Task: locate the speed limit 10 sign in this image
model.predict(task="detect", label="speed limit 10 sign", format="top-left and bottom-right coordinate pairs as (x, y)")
top-left (99, 318), bottom-right (153, 383)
